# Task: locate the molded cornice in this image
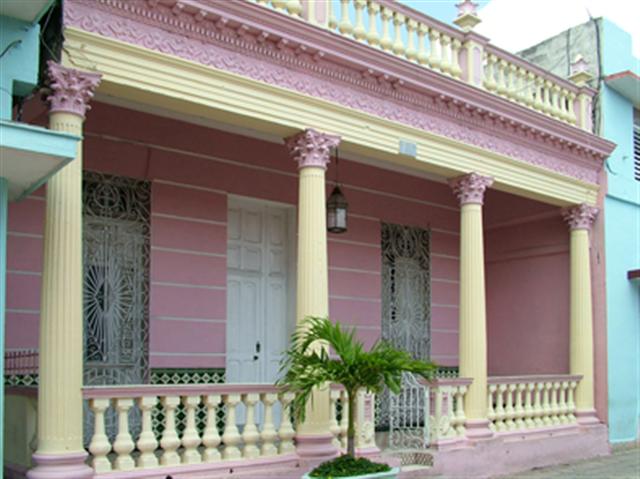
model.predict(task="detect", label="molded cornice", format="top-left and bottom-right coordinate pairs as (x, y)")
top-left (64, 0), bottom-right (615, 185)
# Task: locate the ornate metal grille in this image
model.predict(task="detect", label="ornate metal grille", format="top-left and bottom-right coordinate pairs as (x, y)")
top-left (82, 172), bottom-right (150, 442)
top-left (379, 223), bottom-right (431, 430)
top-left (389, 372), bottom-right (430, 450)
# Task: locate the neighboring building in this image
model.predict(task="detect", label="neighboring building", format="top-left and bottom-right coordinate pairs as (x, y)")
top-left (3, 1), bottom-right (618, 478)
top-left (0, 0), bottom-right (80, 467)
top-left (520, 19), bottom-right (640, 444)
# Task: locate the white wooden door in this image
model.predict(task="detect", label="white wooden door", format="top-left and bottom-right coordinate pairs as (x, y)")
top-left (226, 197), bottom-right (292, 385)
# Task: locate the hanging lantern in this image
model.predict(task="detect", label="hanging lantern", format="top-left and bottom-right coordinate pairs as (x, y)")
top-left (327, 185), bottom-right (348, 233)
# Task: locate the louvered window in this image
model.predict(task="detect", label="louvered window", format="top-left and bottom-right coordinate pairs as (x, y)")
top-left (634, 124), bottom-right (640, 181)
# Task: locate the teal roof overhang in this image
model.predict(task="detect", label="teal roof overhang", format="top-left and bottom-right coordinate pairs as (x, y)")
top-left (0, 120), bottom-right (79, 201)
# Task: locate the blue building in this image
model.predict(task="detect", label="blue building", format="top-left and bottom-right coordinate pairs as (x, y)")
top-left (520, 18), bottom-right (640, 444)
top-left (0, 0), bottom-right (79, 462)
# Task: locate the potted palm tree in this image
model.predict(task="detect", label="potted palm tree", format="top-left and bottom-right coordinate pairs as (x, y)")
top-left (278, 317), bottom-right (436, 479)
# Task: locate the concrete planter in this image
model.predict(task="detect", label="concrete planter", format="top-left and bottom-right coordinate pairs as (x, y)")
top-left (302, 467), bottom-right (400, 479)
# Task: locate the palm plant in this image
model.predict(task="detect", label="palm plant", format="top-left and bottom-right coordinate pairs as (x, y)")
top-left (278, 316), bottom-right (437, 458)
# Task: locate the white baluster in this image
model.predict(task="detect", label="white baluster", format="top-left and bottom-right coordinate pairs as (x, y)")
top-left (113, 398), bottom-right (135, 471)
top-left (496, 60), bottom-right (508, 95)
top-left (534, 77), bottom-right (545, 110)
top-left (495, 384), bottom-right (506, 432)
top-left (89, 398), bottom-right (112, 473)
top-left (524, 72), bottom-right (536, 106)
top-left (261, 393), bottom-right (278, 457)
top-left (567, 92), bottom-right (577, 124)
top-left (533, 382), bottom-right (544, 428)
top-left (160, 396), bottom-right (181, 466)
top-left (484, 54), bottom-right (498, 91)
top-left (451, 38), bottom-right (462, 78)
top-left (514, 384), bottom-right (526, 430)
top-left (440, 35), bottom-right (452, 75)
top-left (550, 382), bottom-right (561, 425)
top-left (487, 385), bottom-right (496, 432)
top-left (330, 389), bottom-right (342, 449)
top-left (428, 30), bottom-right (441, 71)
top-left (405, 19), bottom-right (418, 61)
top-left (505, 384), bottom-right (516, 431)
top-left (338, 0), bottom-right (353, 35)
top-left (366, 1), bottom-right (380, 46)
top-left (392, 12), bottom-right (406, 57)
top-left (328, 0), bottom-right (338, 30)
top-left (137, 396), bottom-right (158, 469)
top-left (271, 0), bottom-right (287, 11)
top-left (202, 394), bottom-right (222, 462)
top-left (353, 0), bottom-right (367, 41)
top-left (542, 382), bottom-right (552, 426)
top-left (182, 395), bottom-right (202, 464)
top-left (222, 394), bottom-right (242, 460)
top-left (454, 386), bottom-right (467, 436)
top-left (524, 383), bottom-right (535, 429)
top-left (558, 382), bottom-right (569, 424)
top-left (278, 392), bottom-right (296, 454)
top-left (567, 381), bottom-right (577, 423)
top-left (285, 0), bottom-right (302, 17)
top-left (543, 80), bottom-right (553, 113)
top-left (340, 390), bottom-right (349, 449)
top-left (242, 393), bottom-right (260, 459)
top-left (379, 7), bottom-right (393, 52)
top-left (417, 24), bottom-right (429, 65)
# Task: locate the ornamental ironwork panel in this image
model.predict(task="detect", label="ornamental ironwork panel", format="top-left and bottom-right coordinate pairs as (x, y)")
top-left (389, 372), bottom-right (430, 450)
top-left (82, 172), bottom-right (150, 443)
top-left (379, 223), bottom-right (431, 429)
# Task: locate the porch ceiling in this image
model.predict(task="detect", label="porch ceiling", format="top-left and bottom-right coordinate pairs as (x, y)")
top-left (63, 27), bottom-right (600, 207)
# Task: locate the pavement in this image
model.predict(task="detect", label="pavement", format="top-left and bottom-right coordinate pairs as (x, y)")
top-left (494, 444), bottom-right (640, 479)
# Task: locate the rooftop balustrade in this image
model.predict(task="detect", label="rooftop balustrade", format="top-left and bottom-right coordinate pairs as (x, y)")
top-left (248, 0), bottom-right (595, 130)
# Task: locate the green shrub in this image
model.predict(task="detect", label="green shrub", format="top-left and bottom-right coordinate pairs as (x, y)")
top-left (309, 455), bottom-right (391, 478)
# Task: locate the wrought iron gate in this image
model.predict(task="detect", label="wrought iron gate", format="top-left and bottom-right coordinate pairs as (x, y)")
top-left (82, 172), bottom-right (150, 441)
top-left (379, 223), bottom-right (431, 433)
top-left (388, 372), bottom-right (430, 449)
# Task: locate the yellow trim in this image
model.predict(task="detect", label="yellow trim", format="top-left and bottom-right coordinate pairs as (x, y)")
top-left (63, 27), bottom-right (598, 206)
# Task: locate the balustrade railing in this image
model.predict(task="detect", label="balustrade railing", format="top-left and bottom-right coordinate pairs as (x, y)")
top-left (330, 387), bottom-right (378, 452)
top-left (83, 384), bottom-right (296, 474)
top-left (247, 0), bottom-right (591, 128)
top-left (426, 377), bottom-right (471, 445)
top-left (487, 375), bottom-right (581, 434)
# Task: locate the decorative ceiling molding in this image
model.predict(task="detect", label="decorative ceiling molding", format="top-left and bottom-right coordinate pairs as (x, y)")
top-left (64, 0), bottom-right (615, 184)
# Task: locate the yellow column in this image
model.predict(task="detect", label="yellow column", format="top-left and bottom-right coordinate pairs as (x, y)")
top-left (449, 172), bottom-right (494, 439)
top-left (285, 128), bottom-right (340, 459)
top-left (562, 203), bottom-right (600, 425)
top-left (28, 62), bottom-right (100, 479)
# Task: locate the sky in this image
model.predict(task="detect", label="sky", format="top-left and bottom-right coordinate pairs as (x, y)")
top-left (406, 0), bottom-right (639, 58)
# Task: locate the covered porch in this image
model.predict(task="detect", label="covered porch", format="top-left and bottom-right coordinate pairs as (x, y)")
top-left (4, 0), bottom-right (615, 478)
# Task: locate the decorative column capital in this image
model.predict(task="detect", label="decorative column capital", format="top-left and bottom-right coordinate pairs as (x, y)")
top-left (284, 128), bottom-right (341, 170)
top-left (47, 61), bottom-right (101, 119)
top-left (448, 172), bottom-right (494, 205)
top-left (562, 203), bottom-right (599, 230)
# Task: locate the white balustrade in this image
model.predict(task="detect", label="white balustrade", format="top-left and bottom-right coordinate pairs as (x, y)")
top-left (426, 377), bottom-right (471, 444)
top-left (83, 384), bottom-right (300, 475)
top-left (487, 376), bottom-right (581, 434)
top-left (248, 0), bottom-right (588, 125)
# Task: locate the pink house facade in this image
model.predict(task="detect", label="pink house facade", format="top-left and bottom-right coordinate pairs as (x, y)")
top-left (4, 1), bottom-right (617, 478)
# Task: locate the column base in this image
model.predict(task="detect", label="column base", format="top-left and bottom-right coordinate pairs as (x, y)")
top-left (295, 433), bottom-right (339, 461)
top-left (27, 452), bottom-right (93, 479)
top-left (576, 409), bottom-right (601, 426)
top-left (464, 418), bottom-right (494, 440)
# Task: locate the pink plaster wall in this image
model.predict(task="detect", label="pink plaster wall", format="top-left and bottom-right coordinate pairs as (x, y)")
top-left (6, 101), bottom-right (574, 376)
top-left (484, 190), bottom-right (571, 376)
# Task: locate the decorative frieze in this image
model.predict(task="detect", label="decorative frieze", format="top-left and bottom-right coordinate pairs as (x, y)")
top-left (63, 0), bottom-right (609, 184)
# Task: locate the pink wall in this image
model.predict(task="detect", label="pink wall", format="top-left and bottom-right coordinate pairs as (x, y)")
top-left (484, 191), bottom-right (570, 376)
top-left (5, 101), bottom-right (572, 375)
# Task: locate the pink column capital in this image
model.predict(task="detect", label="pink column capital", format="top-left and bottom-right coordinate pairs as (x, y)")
top-left (448, 172), bottom-right (494, 205)
top-left (284, 128), bottom-right (341, 170)
top-left (47, 61), bottom-right (101, 119)
top-left (562, 203), bottom-right (599, 231)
